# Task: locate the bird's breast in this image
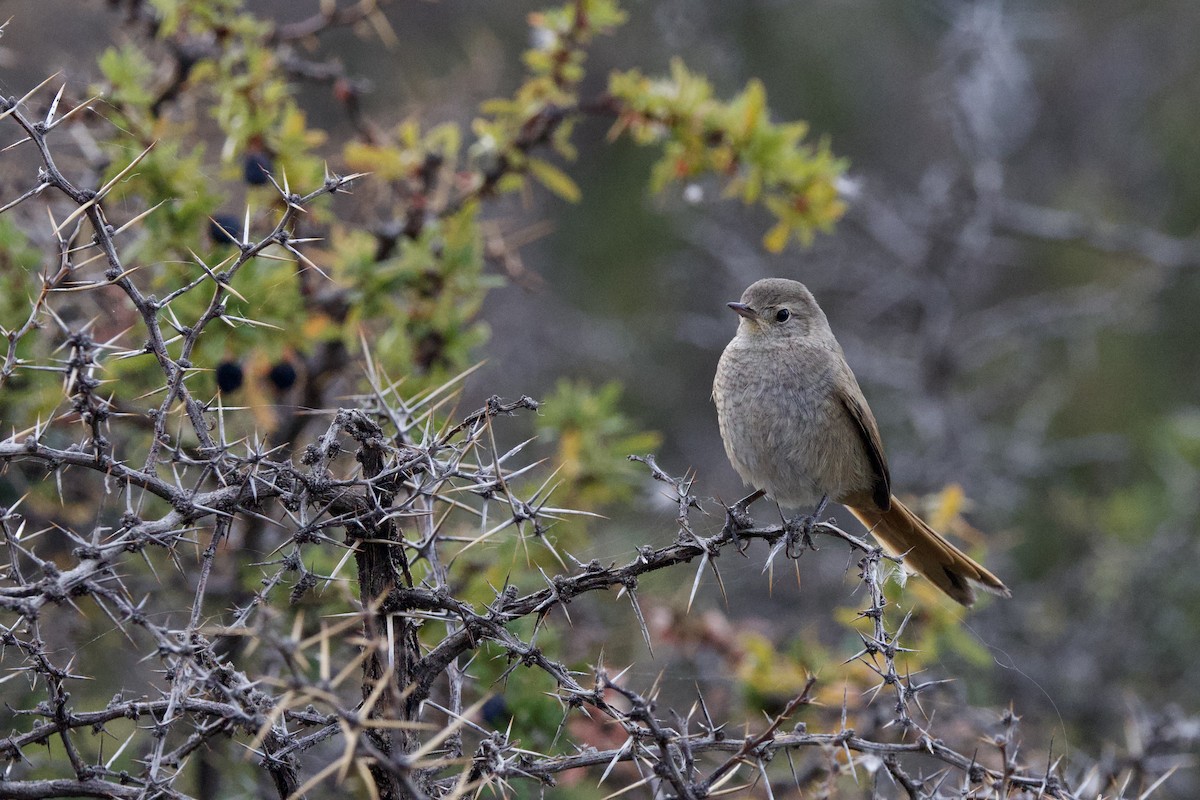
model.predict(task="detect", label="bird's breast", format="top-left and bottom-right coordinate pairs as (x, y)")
top-left (713, 337), bottom-right (864, 508)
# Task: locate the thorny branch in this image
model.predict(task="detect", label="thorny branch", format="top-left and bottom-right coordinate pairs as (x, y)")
top-left (0, 56), bottom-right (1190, 800)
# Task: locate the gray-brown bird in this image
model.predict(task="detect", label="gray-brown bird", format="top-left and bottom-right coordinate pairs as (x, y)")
top-left (712, 278), bottom-right (1009, 606)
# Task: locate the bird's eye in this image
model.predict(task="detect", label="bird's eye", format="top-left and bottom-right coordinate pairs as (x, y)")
top-left (774, 308), bottom-right (791, 323)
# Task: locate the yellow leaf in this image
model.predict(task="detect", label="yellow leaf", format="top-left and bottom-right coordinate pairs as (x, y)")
top-left (343, 142), bottom-right (411, 181)
top-left (762, 220), bottom-right (790, 253)
top-left (527, 157), bottom-right (581, 203)
top-left (558, 428), bottom-right (582, 481)
top-left (303, 313), bottom-right (335, 340)
top-left (921, 482), bottom-right (969, 532)
top-left (928, 483), bottom-right (966, 532)
top-left (740, 79), bottom-right (766, 136)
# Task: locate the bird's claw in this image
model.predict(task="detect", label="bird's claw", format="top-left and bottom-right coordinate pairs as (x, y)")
top-left (727, 505), bottom-right (753, 556)
top-left (725, 490), bottom-right (765, 555)
top-left (783, 515), bottom-right (818, 558)
top-left (782, 496), bottom-right (829, 558)
top-left (728, 502), bottom-right (756, 531)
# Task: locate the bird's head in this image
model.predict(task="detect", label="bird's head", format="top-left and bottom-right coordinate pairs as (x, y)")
top-left (727, 278), bottom-right (828, 341)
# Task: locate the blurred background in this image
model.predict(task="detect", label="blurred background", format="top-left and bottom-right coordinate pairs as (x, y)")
top-left (4, 0), bottom-right (1199, 793)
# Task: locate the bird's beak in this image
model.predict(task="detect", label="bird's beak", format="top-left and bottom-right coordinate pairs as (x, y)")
top-left (727, 302), bottom-right (756, 319)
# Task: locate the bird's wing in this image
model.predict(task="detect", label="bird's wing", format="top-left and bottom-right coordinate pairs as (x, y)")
top-left (836, 386), bottom-right (891, 511)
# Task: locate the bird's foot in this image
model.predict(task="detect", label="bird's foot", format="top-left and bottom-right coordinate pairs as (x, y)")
top-left (782, 496), bottom-right (829, 558)
top-left (725, 489), bottom-right (765, 555)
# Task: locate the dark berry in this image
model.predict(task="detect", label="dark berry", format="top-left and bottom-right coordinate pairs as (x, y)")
top-left (215, 360), bottom-right (244, 393)
top-left (243, 151), bottom-right (273, 186)
top-left (267, 360), bottom-right (298, 391)
top-left (209, 215), bottom-right (240, 246)
top-left (480, 695), bottom-right (511, 728)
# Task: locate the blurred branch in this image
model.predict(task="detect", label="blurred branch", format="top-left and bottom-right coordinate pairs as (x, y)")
top-left (270, 0), bottom-right (395, 45)
top-left (994, 198), bottom-right (1200, 271)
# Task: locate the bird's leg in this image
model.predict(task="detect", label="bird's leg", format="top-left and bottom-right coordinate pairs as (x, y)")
top-left (811, 494), bottom-right (830, 520)
top-left (784, 495), bottom-right (829, 558)
top-left (725, 489), bottom-right (765, 555)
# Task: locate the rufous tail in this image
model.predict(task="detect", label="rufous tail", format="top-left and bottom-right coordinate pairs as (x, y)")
top-left (848, 496), bottom-right (1010, 607)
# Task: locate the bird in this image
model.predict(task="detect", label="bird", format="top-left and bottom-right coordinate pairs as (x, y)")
top-left (712, 277), bottom-right (1010, 606)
